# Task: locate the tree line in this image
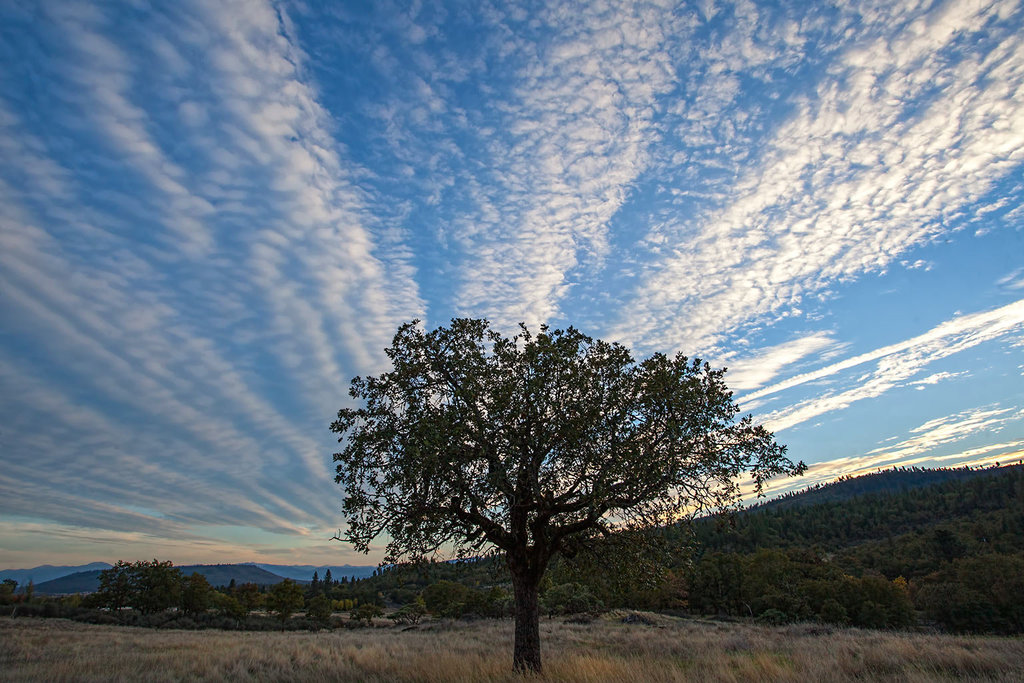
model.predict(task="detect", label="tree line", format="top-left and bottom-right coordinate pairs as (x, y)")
top-left (5, 466), bottom-right (1021, 635)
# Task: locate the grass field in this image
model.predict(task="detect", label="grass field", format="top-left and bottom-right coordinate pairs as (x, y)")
top-left (3, 613), bottom-right (1023, 682)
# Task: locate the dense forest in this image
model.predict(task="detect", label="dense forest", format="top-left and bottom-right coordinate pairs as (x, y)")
top-left (358, 464), bottom-right (1024, 634)
top-left (4, 464), bottom-right (1021, 634)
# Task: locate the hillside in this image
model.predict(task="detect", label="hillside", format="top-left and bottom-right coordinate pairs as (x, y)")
top-left (252, 563), bottom-right (378, 582)
top-left (751, 464), bottom-right (1020, 511)
top-left (678, 464), bottom-right (1024, 633)
top-left (690, 464), bottom-right (1024, 557)
top-left (341, 464), bottom-right (1024, 634)
top-left (33, 564), bottom-right (294, 595)
top-left (0, 563), bottom-right (111, 586)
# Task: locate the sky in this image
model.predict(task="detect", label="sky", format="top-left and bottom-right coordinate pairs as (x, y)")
top-left (1, 0), bottom-right (1022, 569)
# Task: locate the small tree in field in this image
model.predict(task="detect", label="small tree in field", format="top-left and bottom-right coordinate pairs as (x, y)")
top-left (267, 579), bottom-right (304, 624)
top-left (181, 572), bottom-right (214, 618)
top-left (331, 319), bottom-right (802, 672)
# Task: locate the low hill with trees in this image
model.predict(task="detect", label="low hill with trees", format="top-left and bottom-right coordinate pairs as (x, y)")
top-left (7, 464), bottom-right (1021, 638)
top-left (33, 564), bottom-right (294, 595)
top-left (348, 463), bottom-right (1024, 634)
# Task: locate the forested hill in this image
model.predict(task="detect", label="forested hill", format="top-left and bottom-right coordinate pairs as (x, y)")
top-left (33, 564), bottom-right (294, 595)
top-left (690, 464), bottom-right (1024, 558)
top-left (751, 464), bottom-right (1023, 512)
top-left (674, 464), bottom-right (1024, 633)
top-left (349, 464), bottom-right (1023, 634)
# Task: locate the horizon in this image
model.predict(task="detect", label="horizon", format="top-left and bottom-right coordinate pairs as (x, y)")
top-left (6, 459), bottom-right (1020, 574)
top-left (1, 0), bottom-right (1022, 568)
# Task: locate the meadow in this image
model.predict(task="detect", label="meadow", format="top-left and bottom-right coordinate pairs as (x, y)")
top-left (3, 612), bottom-right (1023, 682)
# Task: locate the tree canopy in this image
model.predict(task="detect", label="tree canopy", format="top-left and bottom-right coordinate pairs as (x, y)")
top-left (331, 318), bottom-right (802, 671)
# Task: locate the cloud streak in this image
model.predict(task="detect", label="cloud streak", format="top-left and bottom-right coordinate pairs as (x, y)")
top-left (752, 298), bottom-right (1024, 430)
top-left (612, 0), bottom-right (1024, 354)
top-left (0, 0), bottom-right (1021, 565)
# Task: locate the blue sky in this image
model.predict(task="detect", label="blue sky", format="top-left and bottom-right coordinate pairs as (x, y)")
top-left (1, 0), bottom-right (1022, 568)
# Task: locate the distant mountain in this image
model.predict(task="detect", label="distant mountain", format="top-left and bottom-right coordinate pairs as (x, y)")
top-left (31, 570), bottom-right (106, 594)
top-left (253, 563), bottom-right (378, 582)
top-left (0, 562), bottom-right (111, 586)
top-left (32, 563), bottom-right (295, 595)
top-left (179, 564), bottom-right (295, 588)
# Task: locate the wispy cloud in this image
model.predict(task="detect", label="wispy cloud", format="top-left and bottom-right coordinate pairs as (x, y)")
top-left (751, 441), bottom-right (1024, 500)
top-left (998, 267), bottom-right (1024, 291)
top-left (0, 0), bottom-right (424, 545)
top-left (865, 405), bottom-right (1024, 461)
top-left (746, 403), bottom-right (1024, 498)
top-left (1, 0), bottom-right (1022, 565)
top-left (720, 331), bottom-right (839, 392)
top-left (612, 0), bottom-right (1024, 354)
top-left (450, 0), bottom-right (688, 328)
top-left (754, 299), bottom-right (1024, 430)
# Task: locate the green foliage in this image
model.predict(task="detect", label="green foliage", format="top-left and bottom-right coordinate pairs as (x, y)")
top-left (389, 598), bottom-right (427, 625)
top-left (181, 572), bottom-right (214, 618)
top-left (332, 319), bottom-right (799, 566)
top-left (541, 582), bottom-right (603, 616)
top-left (266, 579), bottom-right (304, 623)
top-left (96, 561), bottom-right (134, 610)
top-left (916, 553), bottom-right (1024, 633)
top-left (681, 465), bottom-right (1024, 633)
top-left (214, 593), bottom-right (246, 622)
top-left (233, 582), bottom-right (261, 614)
top-left (818, 598), bottom-right (848, 625)
top-left (549, 528), bottom-right (689, 609)
top-left (95, 560), bottom-right (182, 614)
top-left (687, 548), bottom-right (915, 628)
top-left (305, 594), bottom-right (333, 629)
top-left (0, 579), bottom-right (18, 604)
top-left (350, 602), bottom-right (384, 625)
top-left (131, 560), bottom-right (181, 614)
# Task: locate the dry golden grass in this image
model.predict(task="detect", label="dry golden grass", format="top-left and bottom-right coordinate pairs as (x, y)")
top-left (3, 613), bottom-right (1023, 682)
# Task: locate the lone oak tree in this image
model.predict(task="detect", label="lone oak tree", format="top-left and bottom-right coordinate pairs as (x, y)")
top-left (331, 319), bottom-right (803, 672)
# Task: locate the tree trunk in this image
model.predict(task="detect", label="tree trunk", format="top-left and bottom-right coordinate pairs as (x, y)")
top-left (511, 570), bottom-right (542, 673)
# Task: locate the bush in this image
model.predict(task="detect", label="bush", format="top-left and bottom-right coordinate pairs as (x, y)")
top-left (422, 581), bottom-right (472, 617)
top-left (757, 608), bottom-right (791, 625)
top-left (389, 600), bottom-right (426, 625)
top-left (351, 603), bottom-right (384, 625)
top-left (818, 598), bottom-right (848, 625)
top-left (542, 582), bottom-right (603, 616)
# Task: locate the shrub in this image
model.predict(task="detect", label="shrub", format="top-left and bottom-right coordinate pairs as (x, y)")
top-left (542, 582), bottom-right (603, 616)
top-left (389, 600), bottom-right (426, 625)
top-left (757, 608), bottom-right (792, 625)
top-left (351, 603), bottom-right (384, 625)
top-left (818, 598), bottom-right (849, 625)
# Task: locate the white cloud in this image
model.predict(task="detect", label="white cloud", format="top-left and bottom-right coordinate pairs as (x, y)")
top-left (0, 0), bottom-right (426, 540)
top-left (911, 371), bottom-right (967, 386)
top-left (720, 331), bottom-right (838, 392)
top-left (749, 441), bottom-right (1024, 501)
top-left (865, 405), bottom-right (1024, 461)
top-left (407, 0), bottom-right (692, 329)
top-left (755, 299), bottom-right (1024, 431)
top-left (612, 0), bottom-right (1024, 355)
top-left (744, 402), bottom-right (1024, 498)
top-left (998, 267), bottom-right (1024, 291)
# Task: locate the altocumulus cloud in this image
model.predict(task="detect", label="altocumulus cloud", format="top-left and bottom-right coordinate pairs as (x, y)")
top-left (0, 0), bottom-right (1021, 563)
